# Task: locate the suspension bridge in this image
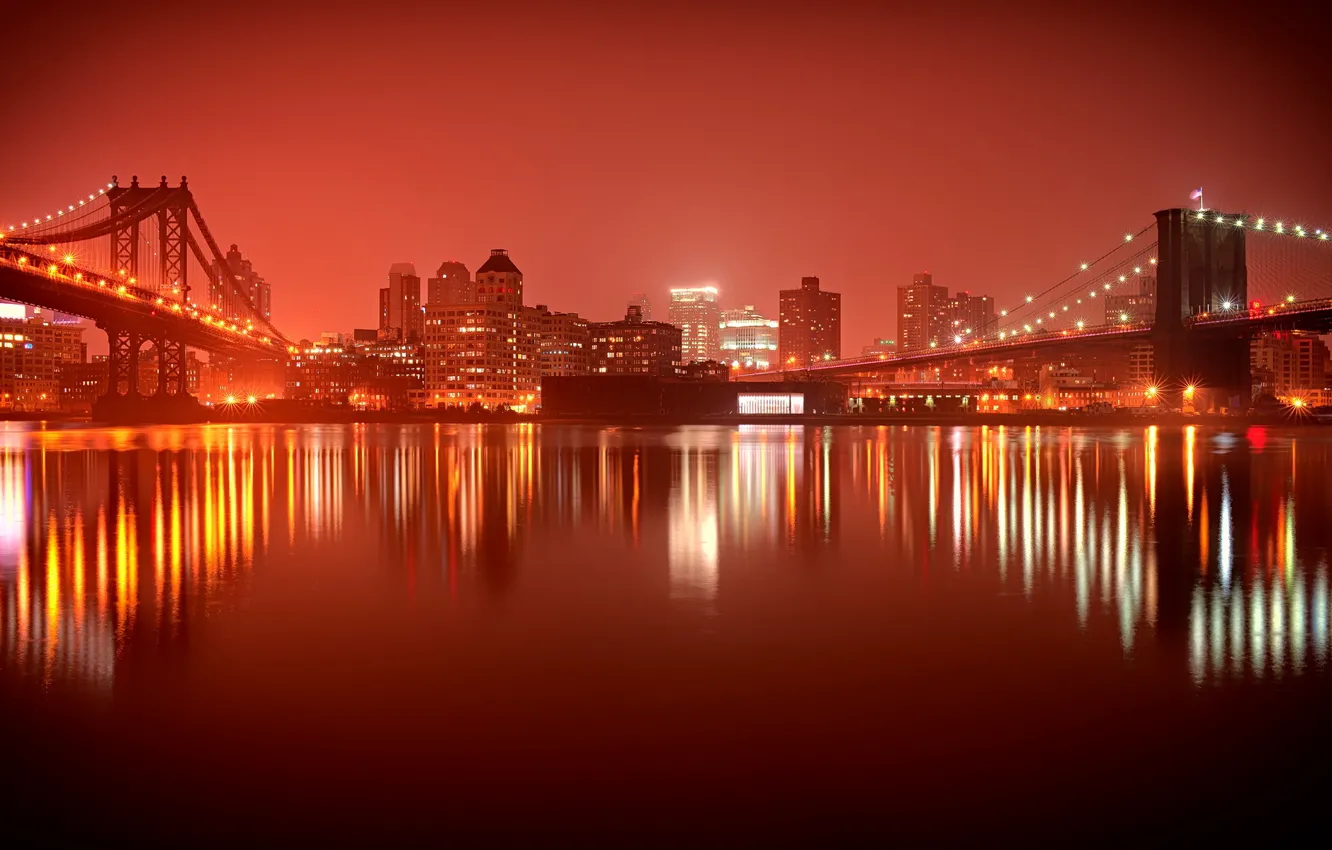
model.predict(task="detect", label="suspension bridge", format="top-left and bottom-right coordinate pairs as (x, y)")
top-left (743, 207), bottom-right (1332, 408)
top-left (0, 176), bottom-right (288, 420)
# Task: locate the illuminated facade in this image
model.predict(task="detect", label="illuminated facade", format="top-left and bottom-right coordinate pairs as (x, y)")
top-left (779, 276), bottom-right (841, 367)
top-left (588, 305), bottom-right (682, 376)
top-left (285, 342), bottom-right (360, 404)
top-left (719, 305), bottom-right (777, 370)
top-left (0, 316), bottom-right (85, 412)
top-left (895, 273), bottom-right (947, 352)
top-left (422, 249), bottom-right (541, 410)
top-left (1252, 331), bottom-right (1330, 398)
top-left (738, 392), bottom-right (804, 415)
top-left (208, 243), bottom-right (272, 323)
top-left (668, 286), bottom-right (721, 363)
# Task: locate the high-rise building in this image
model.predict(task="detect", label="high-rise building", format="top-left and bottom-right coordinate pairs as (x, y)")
top-left (0, 316), bottom-right (85, 412)
top-left (628, 293), bottom-right (653, 322)
top-left (379, 262), bottom-right (423, 341)
top-left (718, 305), bottom-right (778, 370)
top-left (589, 305), bottom-right (682, 376)
top-left (895, 273), bottom-right (948, 352)
top-left (778, 276), bottom-right (841, 367)
top-left (208, 243), bottom-right (272, 323)
top-left (427, 261), bottom-right (473, 306)
top-left (534, 306), bottom-right (592, 377)
top-left (1105, 276), bottom-right (1156, 325)
top-left (1251, 331), bottom-right (1330, 397)
top-left (945, 290), bottom-right (997, 339)
top-left (668, 287), bottom-right (721, 363)
top-left (422, 249), bottom-right (541, 410)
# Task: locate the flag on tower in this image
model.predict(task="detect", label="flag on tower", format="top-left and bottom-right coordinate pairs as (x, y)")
top-left (1189, 188), bottom-right (1203, 200)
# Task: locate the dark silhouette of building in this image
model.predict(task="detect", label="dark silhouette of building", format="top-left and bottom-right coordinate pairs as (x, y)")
top-left (945, 290), bottom-right (997, 338)
top-left (589, 305), bottom-right (683, 377)
top-left (379, 262), bottom-right (423, 341)
top-left (779, 276), bottom-right (841, 368)
top-left (427, 261), bottom-right (473, 306)
top-left (535, 306), bottom-right (592, 377)
top-left (208, 243), bottom-right (272, 322)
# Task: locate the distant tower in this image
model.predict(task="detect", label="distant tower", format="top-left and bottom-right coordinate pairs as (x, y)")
top-left (208, 243), bottom-right (271, 321)
top-left (779, 276), bottom-right (841, 367)
top-left (668, 287), bottom-right (721, 363)
top-left (427, 260), bottom-right (473, 305)
top-left (379, 262), bottom-right (422, 341)
top-left (894, 273), bottom-right (947, 352)
top-left (628, 292), bottom-right (653, 322)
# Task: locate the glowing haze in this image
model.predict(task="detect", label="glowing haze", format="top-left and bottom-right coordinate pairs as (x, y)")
top-left (1, 0), bottom-right (1328, 348)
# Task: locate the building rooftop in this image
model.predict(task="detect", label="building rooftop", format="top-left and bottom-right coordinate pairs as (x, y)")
top-left (388, 262), bottom-right (417, 276)
top-left (477, 249), bottom-right (521, 276)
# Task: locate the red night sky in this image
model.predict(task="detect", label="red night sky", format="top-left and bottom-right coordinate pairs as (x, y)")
top-left (2, 0), bottom-right (1329, 348)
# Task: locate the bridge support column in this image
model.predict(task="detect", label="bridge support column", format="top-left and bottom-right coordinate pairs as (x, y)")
top-left (105, 326), bottom-right (142, 397)
top-left (1153, 208), bottom-right (1250, 410)
top-left (155, 337), bottom-right (189, 398)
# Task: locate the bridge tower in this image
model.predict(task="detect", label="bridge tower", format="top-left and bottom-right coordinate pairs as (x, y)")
top-left (96, 176), bottom-right (198, 418)
top-left (1153, 208), bottom-right (1252, 409)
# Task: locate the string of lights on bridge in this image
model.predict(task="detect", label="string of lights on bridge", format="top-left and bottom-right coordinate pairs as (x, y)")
top-left (841, 206), bottom-right (1332, 371)
top-left (3, 182), bottom-right (114, 232)
top-left (0, 245), bottom-right (277, 348)
top-left (0, 181), bottom-right (283, 344)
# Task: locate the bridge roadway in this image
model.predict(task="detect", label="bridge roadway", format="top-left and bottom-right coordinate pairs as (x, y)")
top-left (736, 300), bottom-right (1332, 383)
top-left (0, 243), bottom-right (286, 357)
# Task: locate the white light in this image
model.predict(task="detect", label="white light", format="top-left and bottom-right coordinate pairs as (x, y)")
top-left (1118, 276), bottom-right (1126, 283)
top-left (954, 335), bottom-right (962, 344)
top-left (1119, 313), bottom-right (1129, 321)
top-left (1000, 310), bottom-right (1008, 316)
top-left (1133, 266), bottom-right (1141, 273)
top-left (1222, 301), bottom-right (1233, 310)
top-left (1076, 321), bottom-right (1085, 329)
top-left (1125, 234), bottom-right (1133, 242)
top-left (1080, 263), bottom-right (1089, 271)
top-left (1025, 295), bottom-right (1033, 302)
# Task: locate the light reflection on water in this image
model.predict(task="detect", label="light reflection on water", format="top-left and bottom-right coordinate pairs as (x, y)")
top-left (1, 422), bottom-right (1330, 696)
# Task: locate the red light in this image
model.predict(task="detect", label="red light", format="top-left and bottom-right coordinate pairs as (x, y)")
top-left (1250, 301), bottom-right (1261, 309)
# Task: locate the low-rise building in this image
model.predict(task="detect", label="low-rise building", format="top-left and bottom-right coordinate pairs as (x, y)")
top-left (588, 305), bottom-right (682, 377)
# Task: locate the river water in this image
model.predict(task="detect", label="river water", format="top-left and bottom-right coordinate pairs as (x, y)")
top-left (1, 423), bottom-right (1328, 841)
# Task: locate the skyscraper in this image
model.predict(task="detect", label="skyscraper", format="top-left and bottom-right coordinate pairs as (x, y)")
top-left (944, 290), bottom-right (997, 340)
top-left (719, 305), bottom-right (778, 370)
top-left (208, 243), bottom-right (272, 322)
top-left (379, 262), bottom-right (423, 341)
top-left (778, 276), bottom-right (841, 368)
top-left (628, 292), bottom-right (653, 322)
top-left (422, 249), bottom-right (541, 410)
top-left (895, 273), bottom-right (948, 352)
top-left (427, 260), bottom-right (473, 306)
top-left (668, 286), bottom-right (721, 363)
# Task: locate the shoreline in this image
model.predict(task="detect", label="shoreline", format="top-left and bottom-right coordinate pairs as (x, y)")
top-left (2, 411), bottom-right (1320, 428)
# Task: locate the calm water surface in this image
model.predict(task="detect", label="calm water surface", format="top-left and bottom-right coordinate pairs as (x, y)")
top-left (2, 423), bottom-right (1329, 841)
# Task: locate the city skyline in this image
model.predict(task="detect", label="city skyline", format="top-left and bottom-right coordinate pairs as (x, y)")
top-left (2, 3), bottom-right (1328, 351)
